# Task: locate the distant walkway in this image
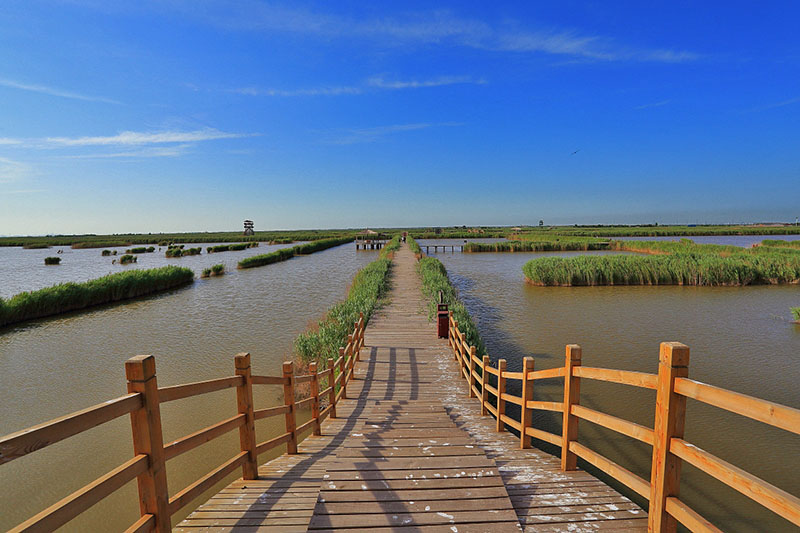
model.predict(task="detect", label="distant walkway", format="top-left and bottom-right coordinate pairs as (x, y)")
top-left (176, 243), bottom-right (643, 532)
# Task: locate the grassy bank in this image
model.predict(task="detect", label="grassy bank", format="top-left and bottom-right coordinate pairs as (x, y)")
top-left (408, 235), bottom-right (422, 256)
top-left (207, 242), bottom-right (258, 253)
top-left (238, 237), bottom-right (353, 269)
top-left (464, 239), bottom-right (608, 252)
top-left (523, 240), bottom-right (800, 286)
top-left (418, 255), bottom-right (485, 355)
top-left (0, 266), bottom-right (194, 328)
top-left (293, 236), bottom-right (400, 364)
top-left (762, 240), bottom-right (800, 250)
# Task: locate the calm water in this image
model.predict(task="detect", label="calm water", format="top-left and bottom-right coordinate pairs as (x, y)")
top-left (0, 242), bottom-right (378, 531)
top-left (0, 241), bottom-right (304, 298)
top-left (427, 240), bottom-right (800, 532)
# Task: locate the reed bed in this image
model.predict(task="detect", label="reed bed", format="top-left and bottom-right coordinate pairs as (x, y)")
top-left (119, 254), bottom-right (137, 264)
top-left (23, 244), bottom-right (50, 249)
top-left (762, 240), bottom-right (800, 250)
top-left (201, 264), bottom-right (225, 278)
top-left (101, 250), bottom-right (117, 256)
top-left (792, 307), bottom-right (800, 322)
top-left (418, 256), bottom-right (485, 355)
top-left (293, 236), bottom-right (399, 364)
top-left (71, 241), bottom-right (131, 249)
top-left (523, 242), bottom-right (800, 286)
top-left (165, 246), bottom-right (201, 258)
top-left (408, 235), bottom-right (422, 256)
top-left (0, 266), bottom-right (194, 328)
top-left (464, 239), bottom-right (608, 252)
top-left (206, 242), bottom-right (258, 253)
top-left (44, 257), bottom-right (61, 265)
top-left (126, 246), bottom-right (155, 254)
top-left (237, 237), bottom-right (353, 269)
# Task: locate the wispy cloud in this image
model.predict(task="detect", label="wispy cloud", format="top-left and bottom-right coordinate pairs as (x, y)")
top-left (167, 3), bottom-right (698, 64)
top-left (0, 77), bottom-right (121, 104)
top-left (749, 96), bottom-right (800, 112)
top-left (62, 145), bottom-right (193, 159)
top-left (326, 122), bottom-right (461, 145)
top-left (636, 100), bottom-right (671, 110)
top-left (232, 85), bottom-right (362, 96)
top-left (0, 157), bottom-right (32, 183)
top-left (0, 188), bottom-right (48, 195)
top-left (45, 128), bottom-right (249, 147)
top-left (366, 75), bottom-right (485, 89)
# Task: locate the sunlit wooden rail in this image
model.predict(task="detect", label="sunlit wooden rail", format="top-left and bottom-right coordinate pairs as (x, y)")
top-left (447, 312), bottom-right (800, 532)
top-left (0, 315), bottom-right (366, 533)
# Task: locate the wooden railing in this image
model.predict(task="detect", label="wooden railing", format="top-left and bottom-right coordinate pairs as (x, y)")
top-left (0, 314), bottom-right (366, 533)
top-left (447, 312), bottom-right (800, 533)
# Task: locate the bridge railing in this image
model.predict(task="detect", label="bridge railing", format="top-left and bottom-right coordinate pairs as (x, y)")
top-left (448, 312), bottom-right (800, 533)
top-left (0, 314), bottom-right (366, 533)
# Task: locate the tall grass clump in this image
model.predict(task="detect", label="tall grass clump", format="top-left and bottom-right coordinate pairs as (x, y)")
top-left (523, 249), bottom-right (800, 286)
top-left (465, 239), bottom-right (608, 252)
top-left (207, 242), bottom-right (257, 253)
top-left (201, 264), bottom-right (226, 278)
top-left (23, 244), bottom-right (50, 249)
top-left (166, 246), bottom-right (201, 258)
top-left (408, 235), bottom-right (422, 256)
top-left (127, 246), bottom-right (155, 254)
top-left (418, 256), bottom-right (485, 355)
top-left (762, 240), bottom-right (800, 250)
top-left (293, 236), bottom-right (400, 364)
top-left (238, 237), bottom-right (353, 269)
top-left (44, 257), bottom-right (61, 265)
top-left (0, 266), bottom-right (194, 328)
top-left (792, 307), bottom-right (800, 322)
top-left (119, 254), bottom-right (137, 264)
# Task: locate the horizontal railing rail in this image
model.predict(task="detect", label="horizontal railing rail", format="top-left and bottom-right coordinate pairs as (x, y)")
top-left (1, 312), bottom-right (367, 533)
top-left (446, 311), bottom-right (800, 533)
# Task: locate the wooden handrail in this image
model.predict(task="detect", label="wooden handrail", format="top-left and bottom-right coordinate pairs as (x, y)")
top-left (674, 377), bottom-right (800, 435)
top-left (158, 376), bottom-right (242, 403)
top-left (3, 315), bottom-right (367, 533)
top-left (0, 393), bottom-right (141, 466)
top-left (445, 318), bottom-right (800, 533)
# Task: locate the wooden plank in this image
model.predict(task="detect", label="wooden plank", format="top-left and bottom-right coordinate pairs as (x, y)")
top-left (665, 497), bottom-right (723, 533)
top-left (674, 377), bottom-right (800, 436)
top-left (123, 514), bottom-right (154, 533)
top-left (528, 367), bottom-right (565, 381)
top-left (164, 414), bottom-right (245, 461)
top-left (254, 404), bottom-right (290, 420)
top-left (573, 366), bottom-right (657, 389)
top-left (252, 375), bottom-right (288, 386)
top-left (9, 455), bottom-right (147, 533)
top-left (158, 376), bottom-right (242, 403)
top-left (0, 393), bottom-right (141, 465)
top-left (256, 431), bottom-right (292, 455)
top-left (168, 452), bottom-right (248, 515)
top-left (671, 438), bottom-right (800, 527)
top-left (570, 441), bottom-right (650, 499)
top-left (571, 404), bottom-right (654, 445)
top-left (527, 400), bottom-right (562, 412)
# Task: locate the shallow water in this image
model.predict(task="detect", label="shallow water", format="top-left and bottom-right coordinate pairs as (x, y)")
top-left (428, 242), bottom-right (800, 533)
top-left (0, 242), bottom-right (378, 531)
top-left (614, 234), bottom-right (800, 248)
top-left (0, 241), bottom-right (302, 298)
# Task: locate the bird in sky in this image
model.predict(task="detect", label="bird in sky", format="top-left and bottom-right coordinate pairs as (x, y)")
top-left (571, 149), bottom-right (580, 155)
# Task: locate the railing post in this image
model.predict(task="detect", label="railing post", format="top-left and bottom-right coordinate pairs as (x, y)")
top-left (520, 357), bottom-right (534, 449)
top-left (338, 347), bottom-right (347, 400)
top-left (481, 355), bottom-right (490, 416)
top-left (468, 346), bottom-right (477, 397)
top-left (282, 362), bottom-right (298, 455)
top-left (496, 359), bottom-right (507, 432)
top-left (234, 352), bottom-right (258, 480)
top-left (448, 311), bottom-right (454, 352)
top-left (125, 355), bottom-right (170, 533)
top-left (353, 322), bottom-right (361, 362)
top-left (347, 334), bottom-right (355, 378)
top-left (561, 344), bottom-right (582, 471)
top-left (309, 362), bottom-right (321, 436)
top-left (452, 320), bottom-right (459, 361)
top-left (649, 342), bottom-right (690, 533)
top-left (328, 357), bottom-right (337, 419)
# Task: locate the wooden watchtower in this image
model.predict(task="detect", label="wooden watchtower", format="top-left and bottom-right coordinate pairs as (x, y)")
top-left (243, 220), bottom-right (254, 236)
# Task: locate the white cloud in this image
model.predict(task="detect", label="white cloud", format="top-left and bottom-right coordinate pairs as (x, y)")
top-left (45, 128), bottom-right (248, 147)
top-left (62, 145), bottom-right (193, 159)
top-left (367, 75), bottom-right (485, 89)
top-left (233, 85), bottom-right (362, 96)
top-left (749, 96), bottom-right (800, 112)
top-left (327, 122), bottom-right (461, 145)
top-left (636, 100), bottom-right (671, 110)
top-left (0, 78), bottom-right (120, 104)
top-left (0, 157), bottom-right (32, 183)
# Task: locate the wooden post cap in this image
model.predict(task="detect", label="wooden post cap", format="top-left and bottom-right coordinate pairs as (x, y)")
top-left (234, 352), bottom-right (251, 370)
top-left (125, 355), bottom-right (156, 381)
top-left (339, 347), bottom-right (345, 356)
top-left (282, 361), bottom-right (293, 374)
top-left (660, 342), bottom-right (690, 367)
top-left (566, 344), bottom-right (582, 361)
top-left (309, 362), bottom-right (317, 372)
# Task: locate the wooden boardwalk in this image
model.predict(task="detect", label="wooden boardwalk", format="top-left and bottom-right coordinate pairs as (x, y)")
top-left (176, 243), bottom-right (645, 532)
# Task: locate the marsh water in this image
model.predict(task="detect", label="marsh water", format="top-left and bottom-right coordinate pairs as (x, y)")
top-left (421, 237), bottom-right (800, 532)
top-left (0, 242), bottom-right (379, 531)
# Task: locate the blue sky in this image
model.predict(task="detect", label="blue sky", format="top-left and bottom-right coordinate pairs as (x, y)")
top-left (1, 1), bottom-right (798, 234)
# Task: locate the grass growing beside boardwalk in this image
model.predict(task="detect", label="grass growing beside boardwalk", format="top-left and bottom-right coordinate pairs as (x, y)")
top-left (0, 266), bottom-right (194, 328)
top-left (293, 236), bottom-right (400, 364)
top-left (523, 241), bottom-right (800, 286)
top-left (238, 237), bottom-right (353, 269)
top-left (408, 235), bottom-right (422, 256)
top-left (418, 256), bottom-right (485, 356)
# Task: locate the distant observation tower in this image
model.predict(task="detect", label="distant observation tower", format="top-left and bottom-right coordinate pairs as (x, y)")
top-left (243, 220), bottom-right (255, 236)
